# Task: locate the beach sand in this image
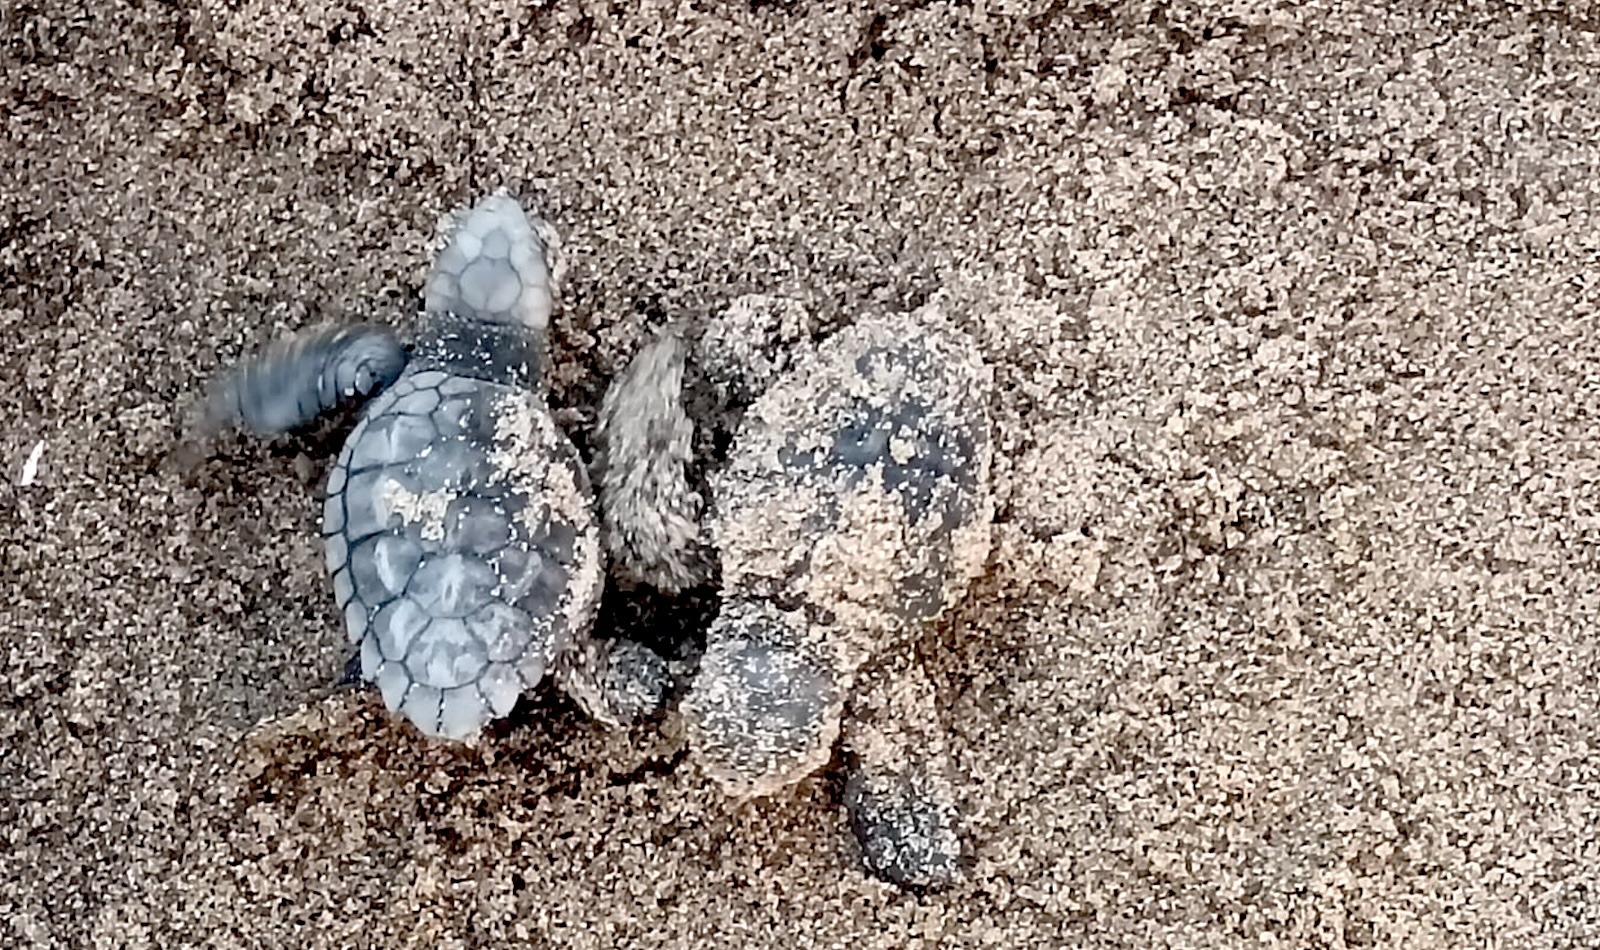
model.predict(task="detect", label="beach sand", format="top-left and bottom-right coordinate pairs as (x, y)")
top-left (3, 1), bottom-right (1599, 946)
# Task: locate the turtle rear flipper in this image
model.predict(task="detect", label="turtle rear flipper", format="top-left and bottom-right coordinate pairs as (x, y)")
top-left (194, 323), bottom-right (406, 438)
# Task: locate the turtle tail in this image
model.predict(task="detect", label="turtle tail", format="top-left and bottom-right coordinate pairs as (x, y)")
top-left (195, 323), bottom-right (407, 438)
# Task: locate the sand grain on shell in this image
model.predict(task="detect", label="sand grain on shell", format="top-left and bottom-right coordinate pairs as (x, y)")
top-left (382, 481), bottom-right (454, 542)
top-left (4, 2), bottom-right (1600, 948)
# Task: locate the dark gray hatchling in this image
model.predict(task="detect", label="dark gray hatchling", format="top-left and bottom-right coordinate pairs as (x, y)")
top-left (198, 193), bottom-right (667, 741)
top-left (599, 296), bottom-right (996, 888)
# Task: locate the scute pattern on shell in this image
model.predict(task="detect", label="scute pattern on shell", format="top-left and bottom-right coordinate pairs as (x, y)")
top-left (325, 369), bottom-right (601, 740)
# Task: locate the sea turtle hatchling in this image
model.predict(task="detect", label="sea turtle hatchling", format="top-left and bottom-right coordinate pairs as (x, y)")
top-left (599, 297), bottom-right (996, 887)
top-left (196, 193), bottom-right (668, 740)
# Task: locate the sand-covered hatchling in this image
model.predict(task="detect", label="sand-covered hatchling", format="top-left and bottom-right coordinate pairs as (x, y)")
top-left (196, 193), bottom-right (668, 741)
top-left (600, 296), bottom-right (995, 888)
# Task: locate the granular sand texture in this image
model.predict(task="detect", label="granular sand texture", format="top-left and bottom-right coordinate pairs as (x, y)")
top-left (4, 1), bottom-right (1600, 948)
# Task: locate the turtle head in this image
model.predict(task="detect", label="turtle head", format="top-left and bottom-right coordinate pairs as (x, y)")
top-left (681, 600), bottom-right (840, 799)
top-left (424, 194), bottom-right (561, 335)
top-left (415, 195), bottom-right (563, 386)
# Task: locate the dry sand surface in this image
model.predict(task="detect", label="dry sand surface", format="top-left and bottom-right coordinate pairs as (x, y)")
top-left (5, 1), bottom-right (1600, 947)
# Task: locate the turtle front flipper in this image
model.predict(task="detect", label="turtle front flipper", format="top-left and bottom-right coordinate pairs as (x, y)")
top-left (196, 323), bottom-right (406, 438)
top-left (594, 333), bottom-right (710, 594)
